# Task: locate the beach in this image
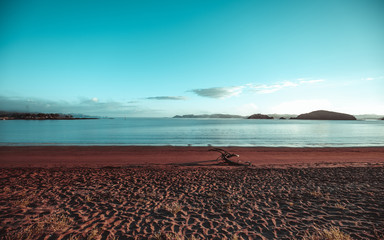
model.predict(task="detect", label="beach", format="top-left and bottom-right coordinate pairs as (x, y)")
top-left (1, 146), bottom-right (384, 239)
top-left (1, 146), bottom-right (384, 168)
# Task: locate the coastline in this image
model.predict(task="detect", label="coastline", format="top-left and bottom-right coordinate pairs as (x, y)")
top-left (1, 146), bottom-right (383, 168)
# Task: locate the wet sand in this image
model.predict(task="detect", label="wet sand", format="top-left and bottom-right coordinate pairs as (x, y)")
top-left (0, 146), bottom-right (384, 239)
top-left (1, 146), bottom-right (384, 168)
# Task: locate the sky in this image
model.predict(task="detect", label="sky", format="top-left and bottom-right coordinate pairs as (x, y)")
top-left (1, 0), bottom-right (383, 117)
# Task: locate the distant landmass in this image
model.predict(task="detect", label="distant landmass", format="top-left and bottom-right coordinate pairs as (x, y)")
top-left (173, 114), bottom-right (244, 119)
top-left (354, 114), bottom-right (384, 120)
top-left (247, 113), bottom-right (274, 119)
top-left (268, 114), bottom-right (297, 119)
top-left (172, 111), bottom-right (382, 120)
top-left (293, 110), bottom-right (356, 120)
top-left (0, 111), bottom-right (98, 120)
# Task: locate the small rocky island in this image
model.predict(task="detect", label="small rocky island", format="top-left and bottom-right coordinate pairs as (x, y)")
top-left (293, 110), bottom-right (356, 120)
top-left (0, 112), bottom-right (97, 120)
top-left (247, 113), bottom-right (274, 119)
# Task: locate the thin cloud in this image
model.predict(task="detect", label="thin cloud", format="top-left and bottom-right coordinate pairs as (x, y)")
top-left (249, 81), bottom-right (299, 94)
top-left (191, 79), bottom-right (324, 98)
top-left (146, 96), bottom-right (187, 100)
top-left (362, 76), bottom-right (384, 81)
top-left (0, 96), bottom-right (144, 117)
top-left (191, 86), bottom-right (243, 99)
top-left (79, 97), bottom-right (100, 105)
top-left (299, 79), bottom-right (325, 84)
top-left (249, 79), bottom-right (324, 94)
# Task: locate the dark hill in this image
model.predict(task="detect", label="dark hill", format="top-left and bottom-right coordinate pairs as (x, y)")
top-left (295, 110), bottom-right (356, 120)
top-left (247, 114), bottom-right (273, 119)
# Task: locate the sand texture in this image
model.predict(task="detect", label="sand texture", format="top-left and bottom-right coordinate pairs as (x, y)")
top-left (1, 166), bottom-right (383, 239)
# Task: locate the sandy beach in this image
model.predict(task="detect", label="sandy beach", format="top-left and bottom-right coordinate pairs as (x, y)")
top-left (1, 146), bottom-right (384, 168)
top-left (1, 146), bottom-right (384, 239)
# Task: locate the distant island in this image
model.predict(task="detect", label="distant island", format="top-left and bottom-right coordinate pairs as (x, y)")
top-left (292, 110), bottom-right (356, 120)
top-left (174, 113), bottom-right (295, 120)
top-left (173, 114), bottom-right (244, 119)
top-left (172, 110), bottom-right (376, 120)
top-left (0, 112), bottom-right (98, 120)
top-left (247, 113), bottom-right (273, 119)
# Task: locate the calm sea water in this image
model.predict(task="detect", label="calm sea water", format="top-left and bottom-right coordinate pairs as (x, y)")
top-left (0, 118), bottom-right (383, 147)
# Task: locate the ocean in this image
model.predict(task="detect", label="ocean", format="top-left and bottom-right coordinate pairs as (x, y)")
top-left (0, 118), bottom-right (383, 147)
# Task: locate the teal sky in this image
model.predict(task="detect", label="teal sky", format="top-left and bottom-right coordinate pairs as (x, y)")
top-left (1, 0), bottom-right (383, 117)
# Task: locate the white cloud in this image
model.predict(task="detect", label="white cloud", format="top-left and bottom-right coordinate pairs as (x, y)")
top-left (191, 86), bottom-right (244, 99)
top-left (271, 99), bottom-right (332, 114)
top-left (362, 76), bottom-right (384, 81)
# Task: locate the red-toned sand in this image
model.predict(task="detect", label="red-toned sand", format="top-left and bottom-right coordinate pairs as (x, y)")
top-left (1, 146), bottom-right (384, 168)
top-left (1, 147), bottom-right (384, 239)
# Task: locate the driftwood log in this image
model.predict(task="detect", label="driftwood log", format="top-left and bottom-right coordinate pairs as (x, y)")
top-left (209, 148), bottom-right (251, 166)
